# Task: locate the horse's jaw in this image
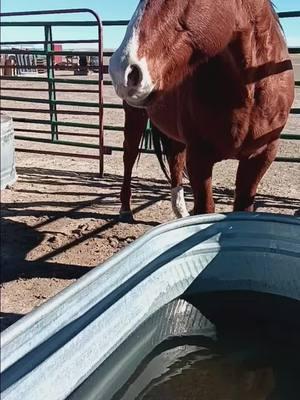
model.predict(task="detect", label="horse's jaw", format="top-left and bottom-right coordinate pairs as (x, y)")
top-left (124, 90), bottom-right (158, 109)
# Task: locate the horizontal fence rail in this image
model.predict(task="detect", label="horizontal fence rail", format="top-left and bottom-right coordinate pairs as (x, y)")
top-left (0, 9), bottom-right (299, 171)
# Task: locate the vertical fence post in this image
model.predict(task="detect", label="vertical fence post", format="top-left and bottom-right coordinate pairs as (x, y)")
top-left (44, 25), bottom-right (58, 141)
top-left (98, 22), bottom-right (104, 177)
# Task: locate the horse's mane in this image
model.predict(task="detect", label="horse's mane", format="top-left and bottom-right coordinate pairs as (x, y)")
top-left (269, 1), bottom-right (284, 32)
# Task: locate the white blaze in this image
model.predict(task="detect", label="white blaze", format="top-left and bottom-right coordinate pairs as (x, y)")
top-left (109, 0), bottom-right (155, 103)
top-left (171, 186), bottom-right (190, 219)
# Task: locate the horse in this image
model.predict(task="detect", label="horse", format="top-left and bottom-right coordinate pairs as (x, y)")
top-left (120, 101), bottom-right (188, 222)
top-left (109, 0), bottom-right (294, 214)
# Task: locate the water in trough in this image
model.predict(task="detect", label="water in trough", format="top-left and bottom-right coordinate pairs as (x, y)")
top-left (70, 294), bottom-right (300, 400)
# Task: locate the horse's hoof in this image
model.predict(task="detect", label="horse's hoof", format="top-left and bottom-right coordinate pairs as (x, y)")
top-left (119, 211), bottom-right (134, 223)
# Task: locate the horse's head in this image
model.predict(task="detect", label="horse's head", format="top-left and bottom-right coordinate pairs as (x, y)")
top-left (109, 0), bottom-right (237, 107)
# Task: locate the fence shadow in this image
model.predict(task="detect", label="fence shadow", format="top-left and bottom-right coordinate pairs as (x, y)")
top-left (0, 218), bottom-right (94, 284)
top-left (2, 167), bottom-right (174, 225)
top-left (1, 168), bottom-right (173, 285)
top-left (11, 166), bottom-right (299, 213)
top-left (1, 166), bottom-right (299, 287)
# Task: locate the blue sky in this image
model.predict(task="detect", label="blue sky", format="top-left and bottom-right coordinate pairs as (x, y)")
top-left (1, 0), bottom-right (299, 49)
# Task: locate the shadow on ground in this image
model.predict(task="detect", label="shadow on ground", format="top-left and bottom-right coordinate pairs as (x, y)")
top-left (1, 166), bottom-right (299, 285)
top-left (0, 312), bottom-right (24, 333)
top-left (0, 218), bottom-right (94, 283)
top-left (1, 168), bottom-right (172, 285)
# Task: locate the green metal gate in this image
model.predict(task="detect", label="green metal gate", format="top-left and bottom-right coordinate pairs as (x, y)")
top-left (0, 9), bottom-right (106, 175)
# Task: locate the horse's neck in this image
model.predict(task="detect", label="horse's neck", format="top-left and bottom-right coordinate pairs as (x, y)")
top-left (190, 1), bottom-right (288, 109)
top-left (236, 0), bottom-right (265, 24)
top-left (207, 0), bottom-right (289, 95)
top-left (234, 0), bottom-right (288, 67)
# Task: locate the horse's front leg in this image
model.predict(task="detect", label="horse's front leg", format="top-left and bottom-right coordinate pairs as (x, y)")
top-left (186, 145), bottom-right (215, 214)
top-left (120, 104), bottom-right (148, 222)
top-left (234, 140), bottom-right (279, 211)
top-left (167, 140), bottom-right (189, 218)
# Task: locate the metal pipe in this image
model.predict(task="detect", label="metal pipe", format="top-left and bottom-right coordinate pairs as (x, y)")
top-left (0, 76), bottom-right (99, 84)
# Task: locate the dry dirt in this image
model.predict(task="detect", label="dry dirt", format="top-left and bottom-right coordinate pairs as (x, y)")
top-left (1, 65), bottom-right (300, 332)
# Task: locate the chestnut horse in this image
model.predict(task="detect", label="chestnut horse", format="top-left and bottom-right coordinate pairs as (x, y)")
top-left (110, 0), bottom-right (294, 214)
top-left (121, 101), bottom-right (188, 222)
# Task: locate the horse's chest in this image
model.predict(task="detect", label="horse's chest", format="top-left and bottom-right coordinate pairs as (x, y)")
top-left (181, 106), bottom-right (251, 156)
top-left (148, 77), bottom-right (291, 160)
top-left (149, 104), bottom-right (249, 157)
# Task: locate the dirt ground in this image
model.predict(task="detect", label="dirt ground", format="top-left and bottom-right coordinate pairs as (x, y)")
top-left (1, 63), bottom-right (300, 332)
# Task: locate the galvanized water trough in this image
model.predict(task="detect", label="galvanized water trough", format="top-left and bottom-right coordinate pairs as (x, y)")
top-left (1, 115), bottom-right (17, 190)
top-left (1, 213), bottom-right (299, 399)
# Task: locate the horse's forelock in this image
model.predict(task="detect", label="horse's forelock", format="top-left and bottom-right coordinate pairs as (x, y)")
top-left (136, 0), bottom-right (193, 64)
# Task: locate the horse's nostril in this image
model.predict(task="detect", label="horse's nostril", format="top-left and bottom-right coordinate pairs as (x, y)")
top-left (127, 64), bottom-right (142, 88)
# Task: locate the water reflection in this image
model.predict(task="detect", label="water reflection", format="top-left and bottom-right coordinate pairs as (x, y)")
top-left (69, 296), bottom-right (300, 400)
top-left (137, 348), bottom-right (276, 400)
top-left (117, 297), bottom-right (300, 400)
